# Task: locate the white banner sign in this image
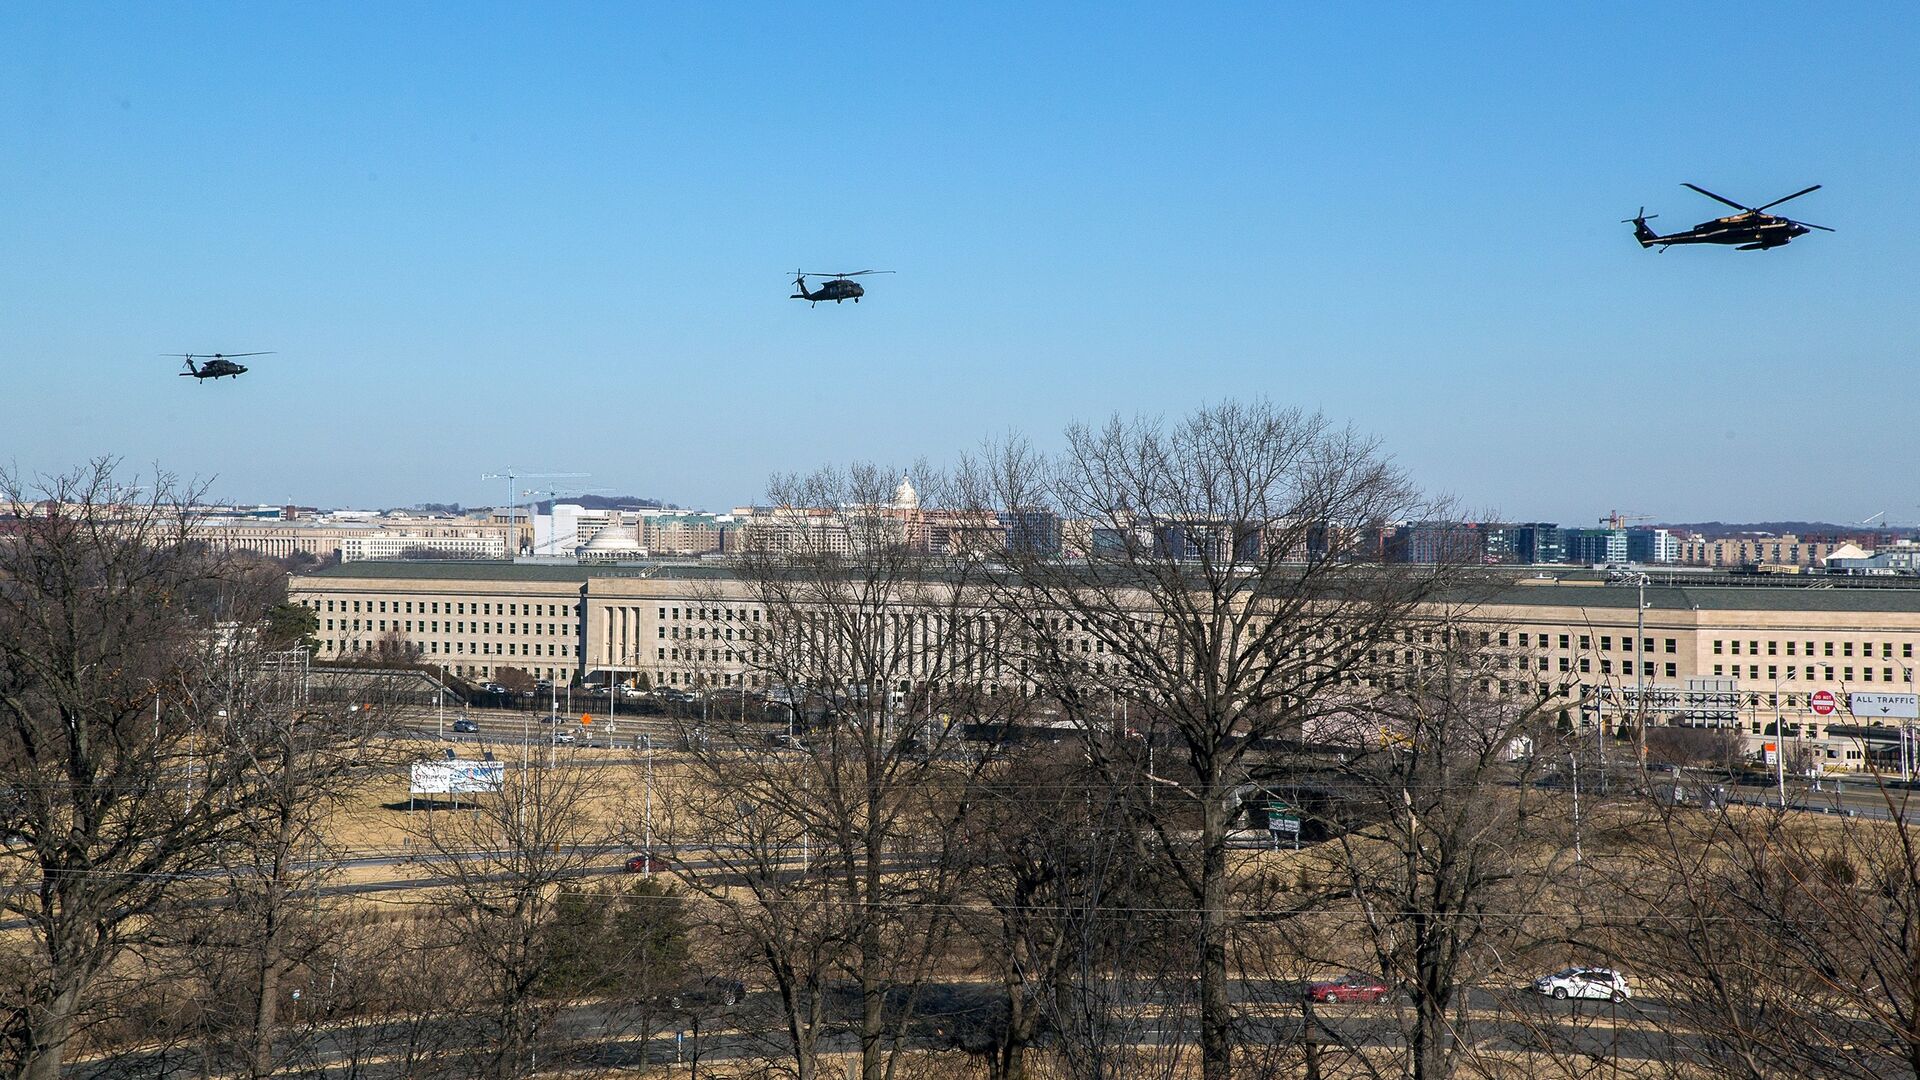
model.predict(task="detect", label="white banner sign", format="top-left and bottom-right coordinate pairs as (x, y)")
top-left (410, 760), bottom-right (505, 795)
top-left (1850, 693), bottom-right (1919, 719)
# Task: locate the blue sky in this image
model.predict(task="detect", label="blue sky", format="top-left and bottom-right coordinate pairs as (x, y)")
top-left (4, 5), bottom-right (1915, 523)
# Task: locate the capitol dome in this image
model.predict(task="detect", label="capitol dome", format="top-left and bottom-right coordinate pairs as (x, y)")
top-left (892, 474), bottom-right (919, 511)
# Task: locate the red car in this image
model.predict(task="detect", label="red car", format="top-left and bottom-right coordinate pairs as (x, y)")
top-left (624, 853), bottom-right (663, 874)
top-left (1307, 974), bottom-right (1390, 1004)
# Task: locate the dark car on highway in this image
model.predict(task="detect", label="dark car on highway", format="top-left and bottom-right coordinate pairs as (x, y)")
top-left (1306, 974), bottom-right (1390, 1004)
top-left (452, 718), bottom-right (479, 734)
top-left (669, 975), bottom-right (744, 1011)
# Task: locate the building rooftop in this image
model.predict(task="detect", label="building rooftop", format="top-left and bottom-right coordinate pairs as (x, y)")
top-left (299, 561), bottom-right (1920, 612)
top-left (299, 559), bottom-right (735, 583)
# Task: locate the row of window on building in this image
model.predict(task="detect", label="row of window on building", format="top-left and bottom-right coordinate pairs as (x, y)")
top-left (1713, 639), bottom-right (1913, 660)
top-left (309, 598), bottom-right (579, 617)
top-left (1712, 663), bottom-right (1913, 684)
top-left (327, 618), bottom-right (573, 638)
top-left (321, 638), bottom-right (576, 658)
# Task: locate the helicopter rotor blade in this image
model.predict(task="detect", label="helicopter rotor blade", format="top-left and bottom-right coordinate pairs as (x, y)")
top-left (1753, 185), bottom-right (1821, 213)
top-left (795, 270), bottom-right (894, 278)
top-left (1787, 219), bottom-right (1835, 232)
top-left (1682, 183), bottom-right (1753, 212)
top-left (1620, 208), bottom-right (1659, 223)
top-left (213, 351), bottom-right (274, 359)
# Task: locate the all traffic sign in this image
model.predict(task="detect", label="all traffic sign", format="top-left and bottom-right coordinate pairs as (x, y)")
top-left (1850, 692), bottom-right (1919, 719)
top-left (1810, 690), bottom-right (1837, 716)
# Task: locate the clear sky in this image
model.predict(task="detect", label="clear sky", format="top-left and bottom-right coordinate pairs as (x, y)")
top-left (4, 5), bottom-right (1915, 523)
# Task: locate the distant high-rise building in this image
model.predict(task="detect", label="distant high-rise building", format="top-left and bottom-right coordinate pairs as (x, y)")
top-left (1388, 521), bottom-right (1486, 565)
top-left (1675, 534), bottom-right (1847, 570)
top-left (1627, 527), bottom-right (1679, 564)
top-left (997, 510), bottom-right (1063, 556)
top-left (1510, 523), bottom-right (1564, 564)
top-left (1563, 527), bottom-right (1628, 565)
top-left (1481, 524), bottom-right (1518, 564)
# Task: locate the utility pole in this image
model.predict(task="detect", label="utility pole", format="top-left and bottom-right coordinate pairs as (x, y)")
top-left (643, 734), bottom-right (654, 870)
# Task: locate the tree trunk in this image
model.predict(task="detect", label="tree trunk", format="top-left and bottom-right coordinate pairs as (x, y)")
top-left (1199, 775), bottom-right (1233, 1080)
top-left (862, 850), bottom-right (886, 1080)
top-left (20, 981), bottom-right (84, 1080)
top-left (1411, 957), bottom-right (1453, 1080)
top-left (249, 951), bottom-right (288, 1079)
top-left (1301, 998), bottom-right (1323, 1080)
top-left (996, 968), bottom-right (1030, 1080)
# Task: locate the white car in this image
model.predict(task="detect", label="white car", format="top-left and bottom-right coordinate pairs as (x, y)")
top-left (552, 730), bottom-right (577, 745)
top-left (1533, 967), bottom-right (1630, 1003)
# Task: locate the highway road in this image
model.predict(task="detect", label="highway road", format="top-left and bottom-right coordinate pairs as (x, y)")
top-left (69, 980), bottom-right (1691, 1079)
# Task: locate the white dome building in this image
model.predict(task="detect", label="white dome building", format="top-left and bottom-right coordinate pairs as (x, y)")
top-left (892, 474), bottom-right (920, 511)
top-left (577, 523), bottom-right (645, 563)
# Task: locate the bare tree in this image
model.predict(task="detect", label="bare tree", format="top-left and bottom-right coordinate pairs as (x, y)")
top-left (1621, 781), bottom-right (1920, 1080)
top-left (956, 739), bottom-right (1191, 1080)
top-left (965, 402), bottom-right (1446, 1080)
top-left (1298, 621), bottom-right (1573, 1080)
top-left (0, 461), bottom-right (389, 1080)
top-left (494, 666), bottom-right (536, 695)
top-left (407, 750), bottom-right (618, 1079)
top-left (670, 463), bottom-right (1009, 1080)
top-left (1644, 725), bottom-right (1744, 773)
top-left (665, 776), bottom-right (839, 1080)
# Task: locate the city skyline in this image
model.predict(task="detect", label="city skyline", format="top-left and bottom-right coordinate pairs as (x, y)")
top-left (6, 6), bottom-right (1916, 522)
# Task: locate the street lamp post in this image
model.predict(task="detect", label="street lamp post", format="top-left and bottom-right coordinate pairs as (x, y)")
top-left (1772, 693), bottom-right (1787, 807)
top-left (1569, 752), bottom-right (1583, 865)
top-left (1902, 664), bottom-right (1915, 783)
top-left (1629, 572), bottom-right (1650, 766)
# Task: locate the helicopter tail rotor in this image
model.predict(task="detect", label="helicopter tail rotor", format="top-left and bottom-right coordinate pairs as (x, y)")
top-left (1623, 209), bottom-right (1662, 248)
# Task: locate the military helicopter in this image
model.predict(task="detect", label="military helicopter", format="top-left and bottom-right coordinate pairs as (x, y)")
top-left (790, 269), bottom-right (893, 306)
top-left (1626, 184), bottom-right (1832, 251)
top-left (171, 352), bottom-right (272, 381)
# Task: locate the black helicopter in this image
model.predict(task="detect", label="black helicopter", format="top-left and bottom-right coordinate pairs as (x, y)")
top-left (1626, 184), bottom-right (1832, 251)
top-left (790, 269), bottom-right (893, 306)
top-left (172, 352), bottom-right (271, 381)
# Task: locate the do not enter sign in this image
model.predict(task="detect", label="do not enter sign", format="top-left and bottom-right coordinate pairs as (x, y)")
top-left (1810, 690), bottom-right (1837, 716)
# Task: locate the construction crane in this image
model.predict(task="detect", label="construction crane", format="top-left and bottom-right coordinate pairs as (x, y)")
top-left (480, 470), bottom-right (590, 556)
top-left (522, 486), bottom-right (613, 510)
top-left (523, 487), bottom-right (613, 556)
top-left (1599, 511), bottom-right (1652, 531)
